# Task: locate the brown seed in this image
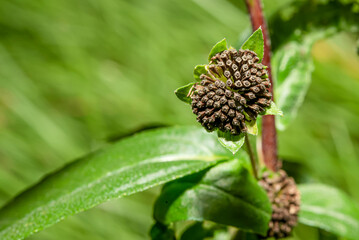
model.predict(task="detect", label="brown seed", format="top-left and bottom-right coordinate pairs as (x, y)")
top-left (234, 71), bottom-right (241, 79)
top-left (235, 57), bottom-right (242, 64)
top-left (234, 80), bottom-right (242, 88)
top-left (206, 100), bottom-right (214, 107)
top-left (226, 59), bottom-right (232, 66)
top-left (207, 91), bottom-right (215, 98)
top-left (225, 90), bottom-right (232, 98)
top-left (220, 96), bottom-right (227, 105)
top-left (245, 92), bottom-right (256, 99)
top-left (228, 109), bottom-right (235, 117)
top-left (243, 81), bottom-right (251, 87)
top-left (215, 89), bottom-right (224, 96)
top-left (221, 105), bottom-right (229, 113)
top-left (201, 96), bottom-right (209, 102)
top-left (224, 70), bottom-right (231, 78)
top-left (224, 123), bottom-right (232, 131)
top-left (242, 64), bottom-right (249, 72)
top-left (226, 79), bottom-right (233, 87)
top-left (232, 63), bottom-right (238, 71)
top-left (214, 101), bottom-right (221, 109)
top-left (228, 100), bottom-right (236, 108)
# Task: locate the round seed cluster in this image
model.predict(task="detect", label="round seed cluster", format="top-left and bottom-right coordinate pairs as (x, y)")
top-left (191, 49), bottom-right (272, 135)
top-left (259, 170), bottom-right (300, 239)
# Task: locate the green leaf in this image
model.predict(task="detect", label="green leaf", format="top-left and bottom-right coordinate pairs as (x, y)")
top-left (150, 222), bottom-right (175, 240)
top-left (180, 222), bottom-right (227, 240)
top-left (0, 126), bottom-right (233, 240)
top-left (154, 159), bottom-right (272, 236)
top-left (194, 65), bottom-right (207, 82)
top-left (273, 41), bottom-right (314, 130)
top-left (262, 102), bottom-right (283, 116)
top-left (245, 120), bottom-right (258, 135)
top-left (217, 131), bottom-right (245, 155)
top-left (299, 184), bottom-right (359, 240)
top-left (241, 27), bottom-right (264, 62)
top-left (175, 82), bottom-right (196, 104)
top-left (208, 38), bottom-right (227, 61)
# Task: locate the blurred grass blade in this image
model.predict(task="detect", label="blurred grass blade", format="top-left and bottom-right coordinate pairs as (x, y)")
top-left (154, 159), bottom-right (272, 235)
top-left (299, 184), bottom-right (359, 240)
top-left (273, 41), bottom-right (314, 130)
top-left (0, 126), bottom-right (232, 240)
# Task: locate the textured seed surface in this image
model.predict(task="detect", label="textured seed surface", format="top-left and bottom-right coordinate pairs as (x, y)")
top-left (259, 170), bottom-right (301, 239)
top-left (190, 49), bottom-right (272, 134)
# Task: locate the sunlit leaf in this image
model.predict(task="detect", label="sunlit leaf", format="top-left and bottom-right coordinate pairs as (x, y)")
top-left (208, 38), bottom-right (227, 61)
top-left (175, 82), bottom-right (196, 104)
top-left (241, 27), bottom-right (264, 62)
top-left (217, 131), bottom-right (245, 154)
top-left (246, 120), bottom-right (258, 135)
top-left (262, 102), bottom-right (283, 116)
top-left (299, 184), bottom-right (359, 240)
top-left (0, 127), bottom-right (232, 240)
top-left (273, 41), bottom-right (314, 130)
top-left (194, 65), bottom-right (208, 81)
top-left (154, 159), bottom-right (272, 236)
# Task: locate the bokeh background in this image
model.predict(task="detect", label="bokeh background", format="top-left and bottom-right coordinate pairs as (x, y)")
top-left (0, 0), bottom-right (358, 239)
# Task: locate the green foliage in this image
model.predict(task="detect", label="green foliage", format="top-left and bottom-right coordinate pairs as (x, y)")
top-left (150, 222), bottom-right (175, 240)
top-left (245, 120), bottom-right (258, 136)
top-left (194, 65), bottom-right (208, 81)
top-left (0, 127), bottom-right (232, 240)
top-left (153, 159), bottom-right (272, 235)
top-left (175, 82), bottom-right (196, 104)
top-left (217, 131), bottom-right (246, 155)
top-left (273, 41), bottom-right (313, 130)
top-left (208, 38), bottom-right (228, 61)
top-left (241, 27), bottom-right (264, 62)
top-left (180, 222), bottom-right (227, 240)
top-left (299, 184), bottom-right (359, 239)
top-left (262, 102), bottom-right (283, 116)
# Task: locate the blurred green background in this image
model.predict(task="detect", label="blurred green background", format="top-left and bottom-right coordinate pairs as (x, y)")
top-left (0, 0), bottom-right (358, 239)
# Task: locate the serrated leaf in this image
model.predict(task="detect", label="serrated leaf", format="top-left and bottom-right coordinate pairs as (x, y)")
top-left (246, 120), bottom-right (258, 135)
top-left (217, 130), bottom-right (245, 154)
top-left (262, 102), bottom-right (283, 116)
top-left (154, 159), bottom-right (272, 236)
top-left (0, 127), bottom-right (233, 240)
top-left (208, 38), bottom-right (227, 61)
top-left (273, 41), bottom-right (314, 130)
top-left (241, 27), bottom-right (264, 62)
top-left (194, 65), bottom-right (207, 82)
top-left (175, 82), bottom-right (196, 104)
top-left (299, 184), bottom-right (359, 240)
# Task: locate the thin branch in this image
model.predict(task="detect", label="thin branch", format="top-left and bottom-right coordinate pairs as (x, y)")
top-left (245, 133), bottom-right (258, 179)
top-left (245, 0), bottom-right (279, 171)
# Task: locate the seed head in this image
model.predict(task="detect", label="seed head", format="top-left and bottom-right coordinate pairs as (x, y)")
top-left (259, 170), bottom-right (301, 239)
top-left (190, 49), bottom-right (272, 134)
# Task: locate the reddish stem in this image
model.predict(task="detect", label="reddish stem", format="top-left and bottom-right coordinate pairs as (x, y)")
top-left (245, 0), bottom-right (279, 171)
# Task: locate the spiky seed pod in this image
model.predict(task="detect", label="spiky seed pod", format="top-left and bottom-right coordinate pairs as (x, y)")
top-left (190, 49), bottom-right (272, 134)
top-left (259, 170), bottom-right (301, 239)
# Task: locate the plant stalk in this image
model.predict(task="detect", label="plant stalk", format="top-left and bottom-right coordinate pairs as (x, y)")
top-left (245, 133), bottom-right (258, 179)
top-left (245, 0), bottom-right (279, 171)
